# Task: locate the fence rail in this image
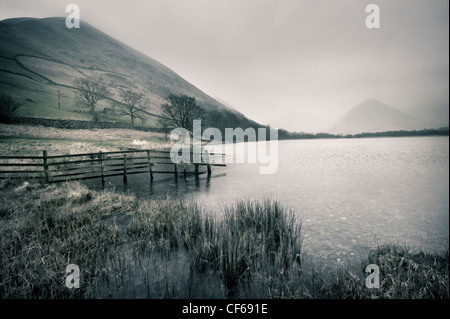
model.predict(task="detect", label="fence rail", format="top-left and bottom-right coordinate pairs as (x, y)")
top-left (0, 149), bottom-right (226, 185)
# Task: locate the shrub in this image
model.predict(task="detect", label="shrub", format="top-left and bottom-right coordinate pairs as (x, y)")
top-left (0, 92), bottom-right (21, 123)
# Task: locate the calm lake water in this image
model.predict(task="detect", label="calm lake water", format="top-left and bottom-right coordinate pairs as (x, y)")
top-left (91, 136), bottom-right (449, 268)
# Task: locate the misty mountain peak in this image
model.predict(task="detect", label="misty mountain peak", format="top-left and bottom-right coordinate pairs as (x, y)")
top-left (329, 99), bottom-right (425, 135)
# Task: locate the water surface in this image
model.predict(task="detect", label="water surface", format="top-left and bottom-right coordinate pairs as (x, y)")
top-left (91, 136), bottom-right (449, 267)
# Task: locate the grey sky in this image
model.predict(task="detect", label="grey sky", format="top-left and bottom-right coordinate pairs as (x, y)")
top-left (0, 0), bottom-right (448, 131)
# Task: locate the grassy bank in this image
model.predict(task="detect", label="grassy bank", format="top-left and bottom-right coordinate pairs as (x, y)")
top-left (0, 179), bottom-right (448, 299)
top-left (0, 123), bottom-right (172, 156)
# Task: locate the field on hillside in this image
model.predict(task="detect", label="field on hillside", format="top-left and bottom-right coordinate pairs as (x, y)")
top-left (0, 56), bottom-right (161, 127)
top-left (0, 71), bottom-right (160, 127)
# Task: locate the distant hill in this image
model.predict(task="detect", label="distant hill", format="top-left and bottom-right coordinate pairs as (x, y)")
top-left (328, 99), bottom-right (426, 135)
top-left (0, 17), bottom-right (258, 128)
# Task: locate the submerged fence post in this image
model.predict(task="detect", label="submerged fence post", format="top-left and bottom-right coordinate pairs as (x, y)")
top-left (42, 150), bottom-right (49, 183)
top-left (207, 164), bottom-right (211, 175)
top-left (123, 154), bottom-right (128, 185)
top-left (194, 164), bottom-right (199, 175)
top-left (99, 151), bottom-right (104, 189)
top-left (147, 150), bottom-right (153, 181)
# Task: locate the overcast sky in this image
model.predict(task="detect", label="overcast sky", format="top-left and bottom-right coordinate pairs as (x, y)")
top-left (1, 0), bottom-right (448, 131)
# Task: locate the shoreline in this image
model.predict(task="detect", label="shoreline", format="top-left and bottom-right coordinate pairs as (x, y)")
top-left (0, 179), bottom-right (448, 299)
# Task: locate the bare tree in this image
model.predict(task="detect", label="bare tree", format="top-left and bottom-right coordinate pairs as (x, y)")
top-left (0, 92), bottom-right (21, 123)
top-left (160, 94), bottom-right (205, 132)
top-left (119, 89), bottom-right (146, 126)
top-left (74, 76), bottom-right (110, 120)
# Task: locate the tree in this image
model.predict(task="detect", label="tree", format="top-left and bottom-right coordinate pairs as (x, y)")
top-left (118, 89), bottom-right (146, 126)
top-left (74, 76), bottom-right (110, 120)
top-left (205, 110), bottom-right (225, 131)
top-left (157, 116), bottom-right (174, 142)
top-left (160, 94), bottom-right (205, 132)
top-left (0, 92), bottom-right (21, 123)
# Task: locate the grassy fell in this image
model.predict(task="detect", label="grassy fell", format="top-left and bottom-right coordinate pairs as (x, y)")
top-left (0, 179), bottom-right (448, 299)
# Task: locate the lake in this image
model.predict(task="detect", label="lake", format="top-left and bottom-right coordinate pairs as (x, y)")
top-left (91, 136), bottom-right (449, 268)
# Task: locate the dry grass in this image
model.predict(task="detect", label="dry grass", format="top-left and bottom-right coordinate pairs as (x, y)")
top-left (0, 123), bottom-right (164, 141)
top-left (0, 123), bottom-right (173, 156)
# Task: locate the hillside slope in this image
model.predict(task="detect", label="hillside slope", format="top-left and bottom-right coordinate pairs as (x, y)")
top-left (0, 17), bottom-right (255, 128)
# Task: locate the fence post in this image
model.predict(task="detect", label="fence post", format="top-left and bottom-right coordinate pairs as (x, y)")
top-left (174, 163), bottom-right (178, 179)
top-left (147, 150), bottom-right (153, 181)
top-left (194, 164), bottom-right (199, 175)
top-left (204, 149), bottom-right (211, 176)
top-left (99, 151), bottom-right (104, 189)
top-left (123, 154), bottom-right (128, 185)
top-left (42, 150), bottom-right (49, 183)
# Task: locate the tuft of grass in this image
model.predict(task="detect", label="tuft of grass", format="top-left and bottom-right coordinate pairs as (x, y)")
top-left (212, 200), bottom-right (303, 298)
top-left (262, 243), bottom-right (449, 299)
top-left (362, 243), bottom-right (449, 298)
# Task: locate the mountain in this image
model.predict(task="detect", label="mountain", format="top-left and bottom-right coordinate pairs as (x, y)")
top-left (0, 17), bottom-right (257, 128)
top-left (328, 99), bottom-right (426, 135)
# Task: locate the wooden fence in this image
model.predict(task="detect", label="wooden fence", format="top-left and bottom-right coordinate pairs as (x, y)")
top-left (0, 149), bottom-right (226, 185)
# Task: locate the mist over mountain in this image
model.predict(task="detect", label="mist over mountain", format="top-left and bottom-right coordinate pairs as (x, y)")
top-left (328, 99), bottom-right (427, 135)
top-left (0, 17), bottom-right (258, 128)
